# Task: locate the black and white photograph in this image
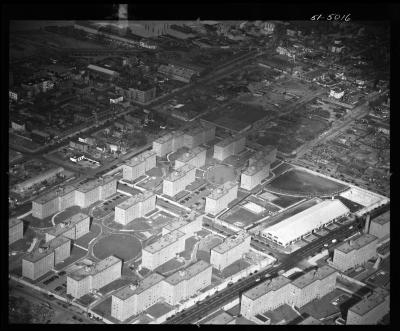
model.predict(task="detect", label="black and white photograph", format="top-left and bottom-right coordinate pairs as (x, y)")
top-left (4, 2), bottom-right (394, 326)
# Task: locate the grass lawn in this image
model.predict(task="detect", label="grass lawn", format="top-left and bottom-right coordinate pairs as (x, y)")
top-left (74, 224), bottom-right (101, 249)
top-left (205, 164), bottom-right (236, 185)
top-left (98, 278), bottom-right (133, 295)
top-left (53, 206), bottom-right (82, 224)
top-left (154, 258), bottom-right (185, 275)
top-left (267, 169), bottom-right (347, 196)
top-left (54, 245), bottom-right (87, 271)
top-left (92, 234), bottom-right (141, 261)
top-left (22, 214), bottom-right (53, 229)
top-left (76, 293), bottom-right (97, 307)
top-left (272, 195), bottom-right (304, 209)
top-left (179, 237), bottom-right (199, 260)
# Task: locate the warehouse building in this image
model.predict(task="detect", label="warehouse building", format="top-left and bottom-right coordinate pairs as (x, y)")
top-left (111, 273), bottom-right (165, 321)
top-left (174, 146), bottom-right (207, 169)
top-left (114, 191), bottom-right (156, 225)
top-left (240, 160), bottom-right (270, 191)
top-left (332, 234), bottom-right (378, 272)
top-left (346, 288), bottom-right (389, 325)
top-left (141, 230), bottom-right (186, 270)
top-left (262, 199), bottom-right (350, 247)
top-left (152, 131), bottom-right (184, 157)
top-left (369, 211), bottom-right (390, 240)
top-left (163, 164), bottom-right (196, 197)
top-left (122, 150), bottom-right (156, 181)
top-left (13, 167), bottom-right (64, 193)
top-left (210, 231), bottom-right (251, 270)
top-left (213, 134), bottom-right (246, 161)
top-left (22, 236), bottom-right (71, 280)
top-left (45, 212), bottom-right (90, 242)
top-left (9, 218), bottom-right (23, 245)
top-left (240, 266), bottom-right (337, 320)
top-left (87, 64), bottom-right (119, 80)
top-left (32, 177), bottom-right (117, 219)
top-left (67, 256), bottom-right (122, 298)
top-left (205, 181), bottom-right (238, 215)
top-left (163, 260), bottom-right (212, 305)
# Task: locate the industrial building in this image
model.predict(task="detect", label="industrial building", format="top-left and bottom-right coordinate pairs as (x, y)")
top-left (87, 64), bottom-right (119, 80)
top-left (210, 231), bottom-right (251, 270)
top-left (332, 234), bottom-right (378, 272)
top-left (13, 167), bottom-right (64, 193)
top-left (111, 273), bottom-right (165, 321)
top-left (240, 266), bottom-right (337, 320)
top-left (369, 211), bottom-right (390, 240)
top-left (205, 181), bottom-right (238, 215)
top-left (114, 191), bottom-right (156, 225)
top-left (174, 146), bottom-right (207, 169)
top-left (67, 256), bottom-right (122, 298)
top-left (163, 164), bottom-right (196, 197)
top-left (163, 260), bottom-right (212, 305)
top-left (45, 212), bottom-right (90, 242)
top-left (141, 230), bottom-right (186, 270)
top-left (9, 218), bottom-right (23, 245)
top-left (22, 237), bottom-right (71, 280)
top-left (158, 64), bottom-right (198, 83)
top-left (183, 123), bottom-right (215, 149)
top-left (240, 160), bottom-right (270, 191)
top-left (152, 130), bottom-right (185, 157)
top-left (32, 177), bottom-right (117, 219)
top-left (262, 199), bottom-right (350, 247)
top-left (346, 288), bottom-right (389, 325)
top-left (122, 151), bottom-right (156, 181)
top-left (213, 134), bottom-right (246, 161)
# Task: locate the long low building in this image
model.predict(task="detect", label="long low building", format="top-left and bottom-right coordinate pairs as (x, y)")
top-left (13, 166), bottom-right (64, 193)
top-left (9, 218), bottom-right (23, 245)
top-left (45, 212), bottom-right (90, 242)
top-left (262, 199), bottom-right (350, 247)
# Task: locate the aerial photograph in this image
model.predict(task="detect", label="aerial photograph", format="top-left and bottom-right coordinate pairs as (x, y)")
top-left (8, 6), bottom-right (390, 325)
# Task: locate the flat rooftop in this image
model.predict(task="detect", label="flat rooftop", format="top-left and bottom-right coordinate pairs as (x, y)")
top-left (75, 178), bottom-right (102, 193)
top-left (68, 256), bottom-right (121, 281)
top-left (371, 211), bottom-right (390, 226)
top-left (143, 230), bottom-right (185, 254)
top-left (23, 236), bottom-right (70, 263)
top-left (215, 134), bottom-right (245, 148)
top-left (46, 212), bottom-right (89, 237)
top-left (154, 131), bottom-right (184, 144)
top-left (9, 218), bottom-right (22, 228)
top-left (163, 218), bottom-right (188, 232)
top-left (349, 288), bottom-right (389, 316)
top-left (164, 260), bottom-right (211, 286)
top-left (87, 64), bottom-right (118, 76)
top-left (33, 189), bottom-right (60, 204)
top-left (212, 231), bottom-right (250, 254)
top-left (243, 275), bottom-right (291, 300)
top-left (291, 265), bottom-right (336, 289)
top-left (116, 192), bottom-right (154, 210)
top-left (176, 146), bottom-right (207, 163)
top-left (205, 311), bottom-right (234, 324)
top-left (164, 164), bottom-right (195, 182)
top-left (243, 161), bottom-right (268, 176)
top-left (208, 181), bottom-right (238, 200)
top-left (113, 273), bottom-right (165, 300)
top-left (336, 234), bottom-right (378, 254)
top-left (125, 150), bottom-right (156, 167)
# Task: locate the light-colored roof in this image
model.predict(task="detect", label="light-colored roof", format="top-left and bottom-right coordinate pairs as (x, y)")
top-left (291, 265), bottom-right (336, 289)
top-left (205, 311), bottom-right (234, 324)
top-left (349, 288), bottom-right (389, 316)
top-left (87, 64), bottom-right (118, 76)
top-left (244, 275), bottom-right (291, 300)
top-left (113, 273), bottom-right (165, 300)
top-left (75, 178), bottom-right (102, 193)
top-left (116, 191), bottom-right (154, 210)
top-left (243, 161), bottom-right (268, 176)
top-left (164, 164), bottom-right (195, 182)
top-left (143, 230), bottom-right (185, 254)
top-left (215, 134), bottom-right (245, 148)
top-left (46, 212), bottom-right (89, 237)
top-left (336, 233), bottom-right (378, 254)
top-left (163, 218), bottom-right (188, 232)
top-left (125, 150), bottom-right (156, 167)
top-left (9, 218), bottom-right (22, 228)
top-left (68, 256), bottom-right (121, 281)
top-left (208, 181), bottom-right (238, 200)
top-left (176, 146), bottom-right (206, 163)
top-left (212, 231), bottom-right (250, 254)
top-left (23, 236), bottom-right (70, 263)
top-left (154, 131), bottom-right (183, 144)
top-left (262, 199), bottom-right (350, 245)
top-left (164, 260), bottom-right (211, 285)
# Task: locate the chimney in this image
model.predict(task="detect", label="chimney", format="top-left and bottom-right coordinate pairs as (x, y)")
top-left (364, 214), bottom-right (371, 234)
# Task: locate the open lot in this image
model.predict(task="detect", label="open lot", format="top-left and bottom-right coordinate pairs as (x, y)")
top-left (266, 168), bottom-right (348, 197)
